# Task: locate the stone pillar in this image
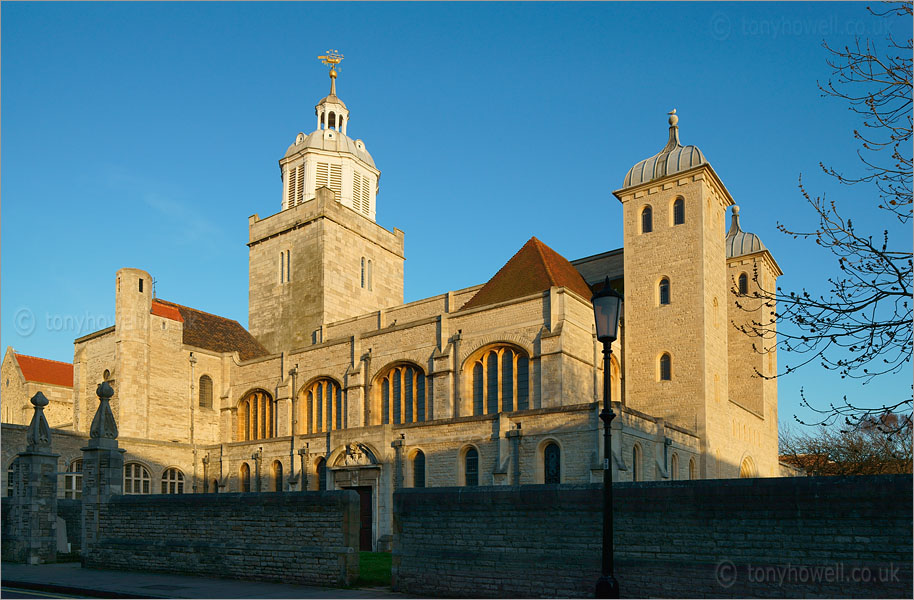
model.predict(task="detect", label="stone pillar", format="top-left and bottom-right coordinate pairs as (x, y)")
top-left (5, 392), bottom-right (61, 564)
top-left (81, 382), bottom-right (126, 563)
top-left (507, 425), bottom-right (522, 485)
top-left (391, 436), bottom-right (405, 491)
top-left (252, 448), bottom-right (263, 492)
top-left (298, 445), bottom-right (310, 491)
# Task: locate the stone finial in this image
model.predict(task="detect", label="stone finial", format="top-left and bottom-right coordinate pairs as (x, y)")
top-left (668, 108), bottom-right (678, 126)
top-left (26, 392), bottom-right (52, 451)
top-left (727, 205), bottom-right (742, 238)
top-left (89, 381), bottom-right (119, 442)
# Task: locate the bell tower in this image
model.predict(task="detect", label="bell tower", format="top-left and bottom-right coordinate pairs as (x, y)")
top-left (279, 50), bottom-right (380, 221)
top-left (614, 111), bottom-right (733, 478)
top-left (248, 52), bottom-right (404, 355)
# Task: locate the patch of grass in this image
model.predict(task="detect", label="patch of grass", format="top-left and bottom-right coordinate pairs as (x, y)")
top-left (357, 551), bottom-right (392, 587)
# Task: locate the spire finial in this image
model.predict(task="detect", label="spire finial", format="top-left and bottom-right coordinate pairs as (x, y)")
top-left (727, 205), bottom-right (742, 237)
top-left (318, 49), bottom-right (344, 96)
top-left (663, 109), bottom-right (681, 151)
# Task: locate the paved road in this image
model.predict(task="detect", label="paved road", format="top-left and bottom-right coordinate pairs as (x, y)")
top-left (1, 562), bottom-right (411, 599)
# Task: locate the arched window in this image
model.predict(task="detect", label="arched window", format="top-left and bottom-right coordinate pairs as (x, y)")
top-left (378, 365), bottom-right (427, 425)
top-left (670, 453), bottom-right (679, 481)
top-left (237, 389), bottom-right (275, 441)
top-left (464, 448), bottom-right (479, 487)
top-left (673, 197), bottom-right (685, 225)
top-left (272, 461), bottom-right (283, 492)
top-left (124, 463), bottom-right (151, 495)
top-left (301, 378), bottom-right (344, 433)
top-left (211, 479), bottom-right (219, 493)
top-left (738, 273), bottom-right (749, 295)
top-left (367, 259), bottom-right (373, 291)
top-left (641, 206), bottom-right (653, 233)
top-left (412, 451), bottom-right (426, 488)
top-left (199, 375), bottom-right (213, 409)
top-left (161, 468), bottom-right (184, 494)
top-left (689, 457), bottom-right (697, 480)
top-left (361, 257), bottom-right (366, 288)
top-left (544, 442), bottom-right (561, 484)
top-left (469, 346), bottom-right (529, 416)
top-left (659, 353), bottom-right (672, 381)
top-left (739, 457), bottom-right (756, 478)
top-left (632, 444), bottom-right (642, 482)
top-left (317, 458), bottom-right (327, 491)
top-left (240, 463), bottom-right (251, 492)
top-left (65, 459), bottom-right (83, 499)
top-left (659, 278), bottom-right (670, 305)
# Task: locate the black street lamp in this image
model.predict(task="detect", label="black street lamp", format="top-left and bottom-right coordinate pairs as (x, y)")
top-left (592, 277), bottom-right (622, 599)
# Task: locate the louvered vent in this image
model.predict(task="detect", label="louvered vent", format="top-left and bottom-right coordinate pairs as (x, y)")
top-left (361, 175), bottom-right (370, 215)
top-left (353, 172), bottom-right (362, 210)
top-left (286, 166), bottom-right (296, 209)
top-left (329, 164), bottom-right (342, 199)
top-left (296, 165), bottom-right (304, 205)
top-left (316, 163), bottom-right (329, 192)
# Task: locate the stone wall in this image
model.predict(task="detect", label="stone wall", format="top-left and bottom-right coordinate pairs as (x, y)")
top-left (392, 475), bottom-right (912, 598)
top-left (85, 491), bottom-right (360, 586)
top-left (57, 498), bottom-right (82, 553)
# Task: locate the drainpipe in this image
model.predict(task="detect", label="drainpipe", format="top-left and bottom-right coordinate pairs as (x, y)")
top-left (190, 352), bottom-right (197, 493)
top-left (289, 364), bottom-right (298, 491)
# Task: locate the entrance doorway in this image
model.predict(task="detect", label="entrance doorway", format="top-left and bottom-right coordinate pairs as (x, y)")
top-left (344, 485), bottom-right (373, 551)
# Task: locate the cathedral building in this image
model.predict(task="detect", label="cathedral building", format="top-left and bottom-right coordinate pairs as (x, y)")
top-left (2, 63), bottom-right (782, 551)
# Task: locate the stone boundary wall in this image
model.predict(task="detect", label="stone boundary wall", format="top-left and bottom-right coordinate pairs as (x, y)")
top-left (392, 475), bottom-right (912, 598)
top-left (86, 491), bottom-right (360, 586)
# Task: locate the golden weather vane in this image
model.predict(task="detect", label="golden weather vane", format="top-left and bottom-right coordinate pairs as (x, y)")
top-left (318, 49), bottom-right (344, 94)
top-left (318, 49), bottom-right (344, 70)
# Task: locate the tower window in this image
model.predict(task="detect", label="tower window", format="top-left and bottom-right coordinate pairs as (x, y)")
top-left (641, 206), bottom-right (653, 233)
top-left (673, 198), bottom-right (685, 225)
top-left (659, 353), bottom-right (672, 381)
top-left (738, 273), bottom-right (749, 295)
top-left (659, 278), bottom-right (670, 305)
top-left (280, 250), bottom-right (291, 283)
top-left (360, 257), bottom-right (365, 288)
top-left (139, 279), bottom-right (144, 292)
top-left (367, 260), bottom-right (373, 291)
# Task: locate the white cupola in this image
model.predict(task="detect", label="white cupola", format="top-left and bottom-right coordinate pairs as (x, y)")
top-left (279, 51), bottom-right (380, 221)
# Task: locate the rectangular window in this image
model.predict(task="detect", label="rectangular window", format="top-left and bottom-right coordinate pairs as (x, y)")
top-left (280, 251), bottom-right (285, 283)
top-left (286, 250), bottom-right (291, 283)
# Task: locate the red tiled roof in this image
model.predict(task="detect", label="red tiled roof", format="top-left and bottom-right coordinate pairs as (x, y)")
top-left (154, 299), bottom-right (269, 361)
top-left (461, 237), bottom-right (594, 311)
top-left (14, 354), bottom-right (74, 387)
top-left (151, 300), bottom-right (184, 322)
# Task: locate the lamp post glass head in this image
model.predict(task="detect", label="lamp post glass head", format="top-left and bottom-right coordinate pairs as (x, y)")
top-left (592, 277), bottom-right (623, 344)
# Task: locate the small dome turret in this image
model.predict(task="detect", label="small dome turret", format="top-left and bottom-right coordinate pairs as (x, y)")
top-left (725, 205), bottom-right (766, 258)
top-left (622, 110), bottom-right (708, 189)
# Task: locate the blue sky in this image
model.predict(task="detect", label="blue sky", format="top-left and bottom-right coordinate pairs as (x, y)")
top-left (2, 2), bottom-right (910, 429)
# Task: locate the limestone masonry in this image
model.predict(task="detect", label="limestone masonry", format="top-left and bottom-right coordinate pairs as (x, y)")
top-left (2, 68), bottom-right (785, 551)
